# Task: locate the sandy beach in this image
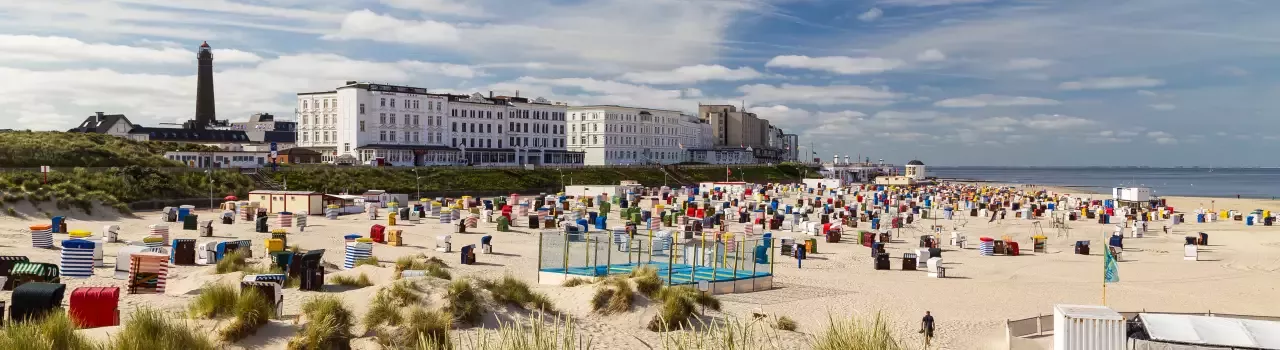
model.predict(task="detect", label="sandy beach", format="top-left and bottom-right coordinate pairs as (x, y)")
top-left (2, 183), bottom-right (1278, 350)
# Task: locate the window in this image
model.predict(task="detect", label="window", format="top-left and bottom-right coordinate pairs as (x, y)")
top-left (390, 131), bottom-right (397, 142)
top-left (486, 124), bottom-right (491, 133)
top-left (487, 139), bottom-right (492, 148)
top-left (381, 98), bottom-right (386, 107)
top-left (301, 133), bottom-right (308, 142)
top-left (322, 116), bottom-right (328, 124)
top-left (592, 135), bottom-right (598, 144)
top-left (344, 143), bottom-right (350, 152)
top-left (412, 132), bottom-right (419, 143)
top-left (380, 113), bottom-right (386, 124)
top-left (390, 99), bottom-right (396, 108)
top-left (389, 114), bottom-right (396, 125)
top-left (498, 112), bottom-right (503, 119)
top-left (413, 115), bottom-right (419, 125)
top-left (452, 138), bottom-right (457, 147)
top-left (359, 104), bottom-right (365, 114)
top-left (436, 102), bottom-right (441, 110)
top-left (498, 140), bottom-right (502, 148)
top-left (451, 109), bottom-right (457, 117)
top-left (486, 111), bottom-right (492, 119)
top-left (359, 121), bottom-right (365, 132)
top-left (380, 131), bottom-right (387, 141)
top-left (497, 124), bottom-right (502, 134)
top-left (470, 110), bottom-right (476, 118)
top-left (470, 124), bottom-right (476, 133)
top-left (452, 122), bottom-right (457, 132)
top-left (470, 139), bottom-right (476, 148)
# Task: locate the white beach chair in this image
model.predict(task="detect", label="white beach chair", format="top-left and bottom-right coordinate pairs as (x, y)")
top-left (927, 257), bottom-right (945, 278)
top-left (435, 235), bottom-right (452, 253)
top-left (1183, 244), bottom-right (1198, 261)
top-left (915, 249), bottom-right (931, 269)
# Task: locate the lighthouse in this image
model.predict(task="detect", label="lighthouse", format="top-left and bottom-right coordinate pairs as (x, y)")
top-left (194, 41), bottom-right (216, 129)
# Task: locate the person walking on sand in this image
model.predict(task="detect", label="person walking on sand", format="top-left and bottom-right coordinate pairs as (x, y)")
top-left (920, 311), bottom-right (936, 347)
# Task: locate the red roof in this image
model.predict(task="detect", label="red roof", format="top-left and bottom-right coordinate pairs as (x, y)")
top-left (200, 41), bottom-right (210, 48)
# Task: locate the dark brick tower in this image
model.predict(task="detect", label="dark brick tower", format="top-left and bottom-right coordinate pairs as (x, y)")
top-left (194, 41), bottom-right (215, 129)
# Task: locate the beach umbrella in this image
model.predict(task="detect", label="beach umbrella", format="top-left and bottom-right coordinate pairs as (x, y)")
top-left (224, 195), bottom-right (238, 201)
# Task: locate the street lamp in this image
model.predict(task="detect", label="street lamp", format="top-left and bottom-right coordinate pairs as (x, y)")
top-left (206, 169), bottom-right (214, 210)
top-left (413, 168), bottom-right (421, 200)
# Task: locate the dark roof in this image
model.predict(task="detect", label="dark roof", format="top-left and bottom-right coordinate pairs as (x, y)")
top-left (907, 160), bottom-right (925, 165)
top-left (130, 127), bottom-right (251, 142)
top-left (262, 131), bottom-right (296, 143)
top-left (281, 148), bottom-right (322, 156)
top-left (355, 144), bottom-right (459, 151)
top-left (69, 114), bottom-right (131, 133)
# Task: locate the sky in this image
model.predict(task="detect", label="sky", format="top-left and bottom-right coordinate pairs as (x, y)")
top-left (1, 0), bottom-right (1277, 166)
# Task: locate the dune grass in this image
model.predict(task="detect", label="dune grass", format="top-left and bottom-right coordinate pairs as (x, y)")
top-left (773, 316), bottom-right (798, 331)
top-left (810, 313), bottom-right (904, 350)
top-left (387, 280), bottom-right (422, 305)
top-left (220, 289), bottom-right (276, 342)
top-left (110, 308), bottom-right (218, 350)
top-left (590, 276), bottom-right (635, 315)
top-left (288, 296), bottom-right (356, 350)
top-left (187, 282), bottom-right (238, 319)
top-left (385, 307), bottom-right (453, 349)
top-left (648, 286), bottom-right (721, 332)
top-left (363, 291), bottom-right (405, 331)
top-left (354, 256), bottom-right (381, 267)
top-left (421, 312), bottom-right (591, 350)
top-left (0, 312), bottom-right (96, 350)
top-left (330, 273), bottom-right (373, 287)
top-left (629, 266), bottom-right (663, 297)
top-left (560, 277), bottom-right (593, 287)
top-left (443, 279), bottom-right (484, 326)
top-left (477, 275), bottom-right (554, 312)
top-left (396, 254), bottom-right (452, 280)
top-left (215, 249), bottom-right (268, 274)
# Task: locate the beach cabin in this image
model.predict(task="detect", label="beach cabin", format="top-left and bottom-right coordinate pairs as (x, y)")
top-left (564, 181), bottom-right (643, 198)
top-left (360, 190), bottom-right (409, 208)
top-left (247, 190), bottom-right (325, 214)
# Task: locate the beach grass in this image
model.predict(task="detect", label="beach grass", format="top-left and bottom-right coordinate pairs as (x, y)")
top-left (220, 289), bottom-right (275, 342)
top-left (363, 291), bottom-right (405, 330)
top-left (187, 282), bottom-right (238, 319)
top-left (215, 248), bottom-right (266, 274)
top-left (386, 307), bottom-right (453, 349)
top-left (418, 312), bottom-right (590, 350)
top-left (590, 276), bottom-right (634, 315)
top-left (354, 256), bottom-right (381, 267)
top-left (110, 308), bottom-right (218, 350)
top-left (773, 316), bottom-right (798, 331)
top-left (288, 296), bottom-right (355, 350)
top-left (477, 275), bottom-right (554, 312)
top-left (443, 279), bottom-right (484, 326)
top-left (629, 266), bottom-right (663, 297)
top-left (0, 312), bottom-right (96, 350)
top-left (560, 277), bottom-right (593, 287)
top-left (648, 286), bottom-right (720, 332)
top-left (330, 273), bottom-right (374, 287)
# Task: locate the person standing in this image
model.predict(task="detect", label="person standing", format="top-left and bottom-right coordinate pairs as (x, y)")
top-left (921, 311), bottom-right (936, 346)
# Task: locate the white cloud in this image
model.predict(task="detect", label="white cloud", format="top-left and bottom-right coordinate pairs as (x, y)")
top-left (1149, 104), bottom-right (1177, 111)
top-left (878, 0), bottom-right (995, 7)
top-left (1059, 76), bottom-right (1165, 90)
top-left (765, 55), bottom-right (905, 75)
top-left (858, 8), bottom-right (884, 22)
top-left (325, 10), bottom-right (461, 45)
top-left (0, 34), bottom-right (262, 64)
top-left (682, 88), bottom-right (703, 98)
top-left (1136, 90), bottom-right (1159, 97)
top-left (618, 65), bottom-right (762, 84)
top-left (1147, 131), bottom-right (1171, 138)
top-left (1154, 137), bottom-right (1178, 144)
top-left (1217, 66), bottom-right (1249, 77)
top-left (1005, 58), bottom-right (1054, 70)
top-left (1023, 114), bottom-right (1097, 130)
top-left (916, 49), bottom-right (946, 62)
top-left (379, 0), bottom-right (484, 17)
top-left (934, 94), bottom-right (1061, 108)
top-left (738, 83), bottom-right (903, 106)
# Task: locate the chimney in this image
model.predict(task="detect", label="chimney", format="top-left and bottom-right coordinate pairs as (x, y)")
top-left (489, 91), bottom-right (493, 98)
top-left (94, 112), bottom-right (104, 124)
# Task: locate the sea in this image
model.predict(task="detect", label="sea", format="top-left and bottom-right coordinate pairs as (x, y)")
top-left (928, 167), bottom-right (1280, 199)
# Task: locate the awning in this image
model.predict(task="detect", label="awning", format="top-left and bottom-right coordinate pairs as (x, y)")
top-left (1140, 313), bottom-right (1280, 349)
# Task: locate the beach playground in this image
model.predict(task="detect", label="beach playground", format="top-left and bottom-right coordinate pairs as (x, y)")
top-left (0, 182), bottom-right (1278, 349)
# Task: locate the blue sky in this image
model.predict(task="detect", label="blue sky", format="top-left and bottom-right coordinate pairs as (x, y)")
top-left (1, 0), bottom-right (1276, 166)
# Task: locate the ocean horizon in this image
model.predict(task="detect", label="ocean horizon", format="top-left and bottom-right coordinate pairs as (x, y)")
top-left (927, 166), bottom-right (1280, 199)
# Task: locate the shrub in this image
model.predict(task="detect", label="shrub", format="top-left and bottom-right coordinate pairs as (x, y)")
top-left (387, 280), bottom-right (421, 305)
top-left (427, 263), bottom-right (452, 280)
top-left (590, 276), bottom-right (634, 315)
top-left (443, 279), bottom-right (483, 326)
top-left (774, 316), bottom-right (798, 331)
top-left (187, 282), bottom-right (238, 319)
top-left (477, 275), bottom-right (554, 312)
top-left (214, 249), bottom-right (260, 274)
top-left (630, 266), bottom-right (663, 297)
top-left (110, 308), bottom-right (217, 350)
top-left (648, 286), bottom-right (720, 332)
top-left (220, 289), bottom-right (275, 342)
top-left (363, 291), bottom-right (404, 330)
top-left (5, 208), bottom-right (15, 216)
top-left (389, 307), bottom-right (452, 349)
top-left (396, 254), bottom-right (451, 280)
top-left (430, 312), bottom-right (591, 350)
top-left (330, 273), bottom-right (374, 288)
top-left (288, 296), bottom-right (355, 350)
top-left (810, 314), bottom-right (904, 350)
top-left (354, 256), bottom-right (381, 267)
top-left (561, 277), bottom-right (592, 287)
top-left (0, 312), bottom-right (96, 350)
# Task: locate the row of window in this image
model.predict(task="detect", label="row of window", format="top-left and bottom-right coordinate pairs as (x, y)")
top-left (301, 98), bottom-right (335, 110)
top-left (569, 112), bottom-right (682, 125)
top-left (452, 138), bottom-right (500, 149)
top-left (378, 98), bottom-right (440, 111)
top-left (302, 131), bottom-right (333, 144)
top-left (607, 150), bottom-right (681, 161)
top-left (377, 131), bottom-right (438, 144)
top-left (508, 122), bottom-right (562, 135)
top-left (509, 137), bottom-right (562, 148)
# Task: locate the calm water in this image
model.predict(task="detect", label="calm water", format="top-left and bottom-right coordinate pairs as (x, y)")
top-left (928, 167), bottom-right (1280, 198)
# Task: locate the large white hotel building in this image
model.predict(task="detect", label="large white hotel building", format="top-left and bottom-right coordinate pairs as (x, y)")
top-left (295, 82), bottom-right (793, 167)
top-left (296, 82), bottom-right (581, 166)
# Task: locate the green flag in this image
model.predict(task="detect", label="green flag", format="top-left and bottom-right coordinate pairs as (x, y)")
top-left (1104, 246), bottom-right (1120, 283)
